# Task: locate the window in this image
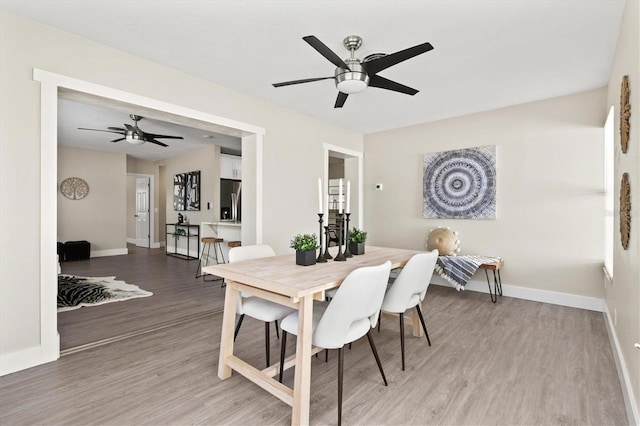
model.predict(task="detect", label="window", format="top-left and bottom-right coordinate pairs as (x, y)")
top-left (604, 106), bottom-right (614, 277)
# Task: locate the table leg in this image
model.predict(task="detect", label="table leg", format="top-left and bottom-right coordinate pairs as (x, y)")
top-left (291, 294), bottom-right (314, 425)
top-left (411, 306), bottom-right (424, 337)
top-left (484, 269), bottom-right (503, 303)
top-left (218, 281), bottom-right (240, 379)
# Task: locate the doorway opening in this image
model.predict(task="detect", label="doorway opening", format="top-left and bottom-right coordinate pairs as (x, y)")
top-left (323, 143), bottom-right (363, 229)
top-left (36, 69), bottom-right (265, 364)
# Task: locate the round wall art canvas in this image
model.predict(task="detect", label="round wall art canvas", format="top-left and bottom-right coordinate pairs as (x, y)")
top-left (423, 146), bottom-right (496, 220)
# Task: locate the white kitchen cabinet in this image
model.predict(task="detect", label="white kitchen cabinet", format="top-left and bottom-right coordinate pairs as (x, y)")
top-left (220, 154), bottom-right (242, 179)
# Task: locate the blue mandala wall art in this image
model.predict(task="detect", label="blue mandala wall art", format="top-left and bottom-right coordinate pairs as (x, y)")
top-left (423, 146), bottom-right (496, 220)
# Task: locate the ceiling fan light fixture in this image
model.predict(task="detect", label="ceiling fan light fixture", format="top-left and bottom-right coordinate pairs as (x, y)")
top-left (335, 61), bottom-right (369, 94)
top-left (125, 131), bottom-right (145, 145)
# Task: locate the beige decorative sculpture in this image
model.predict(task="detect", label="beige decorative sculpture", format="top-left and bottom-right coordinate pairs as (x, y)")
top-left (426, 227), bottom-right (461, 256)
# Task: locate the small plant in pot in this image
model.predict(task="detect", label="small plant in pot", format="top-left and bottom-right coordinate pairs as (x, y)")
top-left (348, 228), bottom-right (367, 255)
top-left (290, 233), bottom-right (320, 266)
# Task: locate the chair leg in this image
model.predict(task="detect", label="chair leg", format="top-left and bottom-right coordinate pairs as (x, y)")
top-left (366, 331), bottom-right (388, 386)
top-left (377, 311), bottom-right (381, 332)
top-left (265, 322), bottom-right (270, 368)
top-left (275, 320), bottom-right (280, 339)
top-left (399, 312), bottom-right (405, 371)
top-left (233, 314), bottom-right (245, 341)
top-left (325, 349), bottom-right (328, 363)
top-left (279, 331), bottom-right (287, 383)
top-left (415, 304), bottom-right (431, 346)
top-left (337, 346), bottom-right (344, 426)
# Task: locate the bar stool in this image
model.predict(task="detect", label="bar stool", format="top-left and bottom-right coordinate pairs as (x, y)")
top-left (228, 241), bottom-right (241, 249)
top-left (196, 237), bottom-right (225, 282)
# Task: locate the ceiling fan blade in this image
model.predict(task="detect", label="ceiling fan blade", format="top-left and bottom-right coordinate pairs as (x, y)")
top-left (146, 138), bottom-right (169, 147)
top-left (273, 76), bottom-right (335, 87)
top-left (111, 137), bottom-right (125, 143)
top-left (334, 92), bottom-right (349, 108)
top-left (363, 42), bottom-right (434, 75)
top-left (78, 127), bottom-right (124, 135)
top-left (368, 75), bottom-right (419, 95)
top-left (143, 133), bottom-right (184, 140)
top-left (303, 36), bottom-right (350, 70)
top-left (123, 123), bottom-right (135, 131)
top-left (107, 126), bottom-right (126, 132)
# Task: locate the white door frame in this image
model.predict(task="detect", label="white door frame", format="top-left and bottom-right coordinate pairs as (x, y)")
top-left (33, 69), bottom-right (265, 369)
top-left (128, 173), bottom-right (155, 248)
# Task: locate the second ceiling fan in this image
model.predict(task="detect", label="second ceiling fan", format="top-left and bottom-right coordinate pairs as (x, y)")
top-left (78, 114), bottom-right (183, 147)
top-left (273, 35), bottom-right (434, 108)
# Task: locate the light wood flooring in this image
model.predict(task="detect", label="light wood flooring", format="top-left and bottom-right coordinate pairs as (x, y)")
top-left (1, 249), bottom-right (627, 425)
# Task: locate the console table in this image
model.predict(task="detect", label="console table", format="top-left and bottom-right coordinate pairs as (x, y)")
top-left (166, 223), bottom-right (199, 260)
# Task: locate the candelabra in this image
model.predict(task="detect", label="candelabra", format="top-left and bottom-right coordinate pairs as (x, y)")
top-left (334, 213), bottom-right (346, 261)
top-left (343, 213), bottom-right (352, 258)
top-left (323, 225), bottom-right (333, 259)
top-left (316, 213), bottom-right (327, 263)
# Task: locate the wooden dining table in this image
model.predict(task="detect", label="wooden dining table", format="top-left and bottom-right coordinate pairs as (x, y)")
top-left (202, 245), bottom-right (421, 425)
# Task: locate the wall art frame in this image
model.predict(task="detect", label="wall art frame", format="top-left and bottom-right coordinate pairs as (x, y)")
top-left (423, 146), bottom-right (496, 220)
top-left (173, 170), bottom-right (200, 211)
top-left (620, 172), bottom-right (631, 250)
top-left (620, 75), bottom-right (631, 154)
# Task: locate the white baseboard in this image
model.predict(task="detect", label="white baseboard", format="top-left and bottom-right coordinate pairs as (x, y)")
top-left (90, 248), bottom-right (128, 258)
top-left (604, 304), bottom-right (640, 426)
top-left (430, 275), bottom-right (604, 312)
top-left (0, 339), bottom-right (59, 376)
top-left (126, 237), bottom-right (136, 245)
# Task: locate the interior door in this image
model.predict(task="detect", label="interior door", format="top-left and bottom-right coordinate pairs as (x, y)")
top-left (135, 177), bottom-right (150, 247)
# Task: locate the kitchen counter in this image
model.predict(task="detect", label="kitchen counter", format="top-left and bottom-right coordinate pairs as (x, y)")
top-left (200, 222), bottom-right (242, 261)
top-left (202, 221), bottom-right (242, 227)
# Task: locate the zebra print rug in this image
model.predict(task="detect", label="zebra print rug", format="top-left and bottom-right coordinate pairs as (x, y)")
top-left (57, 274), bottom-right (153, 312)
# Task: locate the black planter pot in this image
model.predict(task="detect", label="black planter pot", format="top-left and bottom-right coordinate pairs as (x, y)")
top-left (296, 249), bottom-right (317, 266)
top-left (349, 242), bottom-right (365, 255)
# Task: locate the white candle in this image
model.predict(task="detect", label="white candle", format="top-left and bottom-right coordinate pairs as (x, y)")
top-left (338, 178), bottom-right (343, 213)
top-left (346, 181), bottom-right (351, 214)
top-left (317, 178), bottom-right (323, 214)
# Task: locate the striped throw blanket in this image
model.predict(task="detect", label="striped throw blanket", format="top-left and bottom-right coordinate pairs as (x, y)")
top-left (435, 255), bottom-right (502, 290)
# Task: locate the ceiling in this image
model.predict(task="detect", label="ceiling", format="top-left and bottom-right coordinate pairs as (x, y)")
top-left (57, 93), bottom-right (242, 162)
top-left (1, 0), bottom-right (626, 139)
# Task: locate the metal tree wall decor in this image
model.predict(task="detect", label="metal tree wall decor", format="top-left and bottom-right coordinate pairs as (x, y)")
top-left (60, 177), bottom-right (89, 200)
top-left (620, 173), bottom-right (631, 250)
top-left (620, 75), bottom-right (631, 154)
top-left (423, 146), bottom-right (496, 219)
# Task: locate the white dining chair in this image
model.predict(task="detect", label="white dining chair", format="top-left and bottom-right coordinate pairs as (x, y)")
top-left (380, 249), bottom-right (438, 371)
top-left (279, 260), bottom-right (392, 426)
top-left (229, 244), bottom-right (295, 368)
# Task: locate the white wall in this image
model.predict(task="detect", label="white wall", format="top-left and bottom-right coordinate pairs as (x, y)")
top-left (364, 88), bottom-right (607, 299)
top-left (126, 174), bottom-right (136, 241)
top-left (0, 12), bottom-right (362, 373)
top-left (57, 147), bottom-right (127, 254)
top-left (605, 0), bottom-right (640, 421)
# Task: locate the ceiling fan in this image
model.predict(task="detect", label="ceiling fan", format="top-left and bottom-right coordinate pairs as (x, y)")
top-left (78, 114), bottom-right (183, 147)
top-left (273, 35), bottom-right (434, 108)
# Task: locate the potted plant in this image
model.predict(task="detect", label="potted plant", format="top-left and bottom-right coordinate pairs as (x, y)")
top-left (290, 233), bottom-right (320, 266)
top-left (348, 228), bottom-right (367, 255)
